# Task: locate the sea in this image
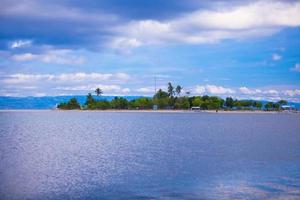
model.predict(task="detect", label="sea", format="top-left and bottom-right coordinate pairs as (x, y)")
top-left (0, 111), bottom-right (299, 199)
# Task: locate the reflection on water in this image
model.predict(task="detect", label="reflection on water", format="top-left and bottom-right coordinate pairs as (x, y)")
top-left (0, 111), bottom-right (300, 199)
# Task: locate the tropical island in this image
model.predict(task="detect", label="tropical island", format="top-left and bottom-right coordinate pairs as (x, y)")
top-left (57, 82), bottom-right (291, 112)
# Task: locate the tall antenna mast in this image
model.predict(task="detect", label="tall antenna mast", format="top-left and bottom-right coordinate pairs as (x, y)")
top-left (154, 75), bottom-right (157, 95)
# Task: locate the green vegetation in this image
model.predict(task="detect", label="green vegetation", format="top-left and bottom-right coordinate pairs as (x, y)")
top-left (263, 100), bottom-right (288, 111)
top-left (130, 97), bottom-right (153, 109)
top-left (57, 98), bottom-right (81, 110)
top-left (189, 95), bottom-right (223, 110)
top-left (84, 93), bottom-right (110, 110)
top-left (175, 97), bottom-right (190, 109)
top-left (111, 97), bottom-right (128, 109)
top-left (57, 83), bottom-right (289, 111)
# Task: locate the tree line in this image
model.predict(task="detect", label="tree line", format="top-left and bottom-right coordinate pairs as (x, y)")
top-left (57, 83), bottom-right (288, 111)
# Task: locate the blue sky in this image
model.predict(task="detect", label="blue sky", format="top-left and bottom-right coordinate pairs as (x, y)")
top-left (0, 0), bottom-right (300, 101)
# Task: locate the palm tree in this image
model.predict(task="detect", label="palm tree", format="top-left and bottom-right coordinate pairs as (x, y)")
top-left (175, 85), bottom-right (182, 96)
top-left (95, 88), bottom-right (103, 96)
top-left (167, 82), bottom-right (174, 97)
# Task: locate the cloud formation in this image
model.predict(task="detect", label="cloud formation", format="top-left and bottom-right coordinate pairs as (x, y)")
top-left (195, 85), bottom-right (236, 95)
top-left (191, 85), bottom-right (300, 102)
top-left (136, 87), bottom-right (155, 93)
top-left (2, 1), bottom-right (300, 51)
top-left (272, 53), bottom-right (281, 61)
top-left (239, 87), bottom-right (262, 95)
top-left (284, 89), bottom-right (300, 97)
top-left (1, 72), bottom-right (300, 102)
top-left (10, 40), bottom-right (32, 49)
top-left (0, 72), bottom-right (131, 96)
top-left (111, 1), bottom-right (300, 51)
top-left (291, 63), bottom-right (300, 72)
top-left (10, 49), bottom-right (85, 65)
top-left (2, 72), bottom-right (130, 84)
top-left (54, 85), bottom-right (130, 94)
top-left (0, 0), bottom-right (119, 50)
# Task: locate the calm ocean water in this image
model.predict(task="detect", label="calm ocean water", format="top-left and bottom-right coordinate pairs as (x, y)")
top-left (0, 111), bottom-right (300, 200)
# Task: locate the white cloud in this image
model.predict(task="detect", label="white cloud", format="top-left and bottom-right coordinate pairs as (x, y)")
top-left (40, 50), bottom-right (85, 65)
top-left (291, 63), bottom-right (300, 72)
top-left (122, 88), bottom-right (131, 93)
top-left (239, 87), bottom-right (261, 95)
top-left (110, 37), bottom-right (142, 54)
top-left (34, 92), bottom-right (47, 97)
top-left (191, 85), bottom-right (300, 102)
top-left (10, 49), bottom-right (85, 65)
top-left (10, 40), bottom-right (32, 49)
top-left (55, 84), bottom-right (122, 92)
top-left (264, 89), bottom-right (279, 95)
top-left (284, 89), bottom-right (300, 97)
top-left (206, 85), bottom-right (235, 95)
top-left (194, 84), bottom-right (235, 95)
top-left (1, 71), bottom-right (300, 101)
top-left (110, 1), bottom-right (300, 51)
top-left (3, 74), bottom-right (55, 84)
top-left (181, 1), bottom-right (300, 30)
top-left (136, 87), bottom-right (154, 93)
top-left (11, 53), bottom-right (38, 61)
top-left (272, 53), bottom-right (281, 61)
top-left (56, 72), bottom-right (129, 82)
top-left (238, 87), bottom-right (300, 102)
top-left (2, 72), bottom-right (130, 84)
top-left (195, 85), bottom-right (206, 94)
top-left (0, 72), bottom-right (132, 96)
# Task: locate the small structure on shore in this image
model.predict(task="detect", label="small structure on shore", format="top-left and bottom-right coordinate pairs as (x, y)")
top-left (281, 105), bottom-right (295, 111)
top-left (52, 104), bottom-right (58, 110)
top-left (191, 106), bottom-right (200, 111)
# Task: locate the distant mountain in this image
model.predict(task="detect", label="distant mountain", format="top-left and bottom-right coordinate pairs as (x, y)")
top-left (289, 102), bottom-right (300, 109)
top-left (0, 96), bottom-right (299, 110)
top-left (259, 100), bottom-right (300, 109)
top-left (0, 96), bottom-right (143, 109)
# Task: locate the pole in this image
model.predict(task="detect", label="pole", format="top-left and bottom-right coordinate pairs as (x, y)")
top-left (154, 75), bottom-right (157, 95)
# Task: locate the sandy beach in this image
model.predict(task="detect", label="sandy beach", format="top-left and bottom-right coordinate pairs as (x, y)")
top-left (0, 109), bottom-right (291, 114)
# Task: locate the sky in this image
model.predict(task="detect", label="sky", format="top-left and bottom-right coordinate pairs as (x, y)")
top-left (0, 0), bottom-right (300, 102)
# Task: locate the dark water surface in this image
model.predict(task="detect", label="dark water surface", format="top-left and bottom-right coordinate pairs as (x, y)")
top-left (0, 111), bottom-right (300, 199)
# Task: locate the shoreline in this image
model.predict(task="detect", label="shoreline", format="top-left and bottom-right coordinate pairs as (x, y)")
top-left (0, 109), bottom-right (295, 114)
